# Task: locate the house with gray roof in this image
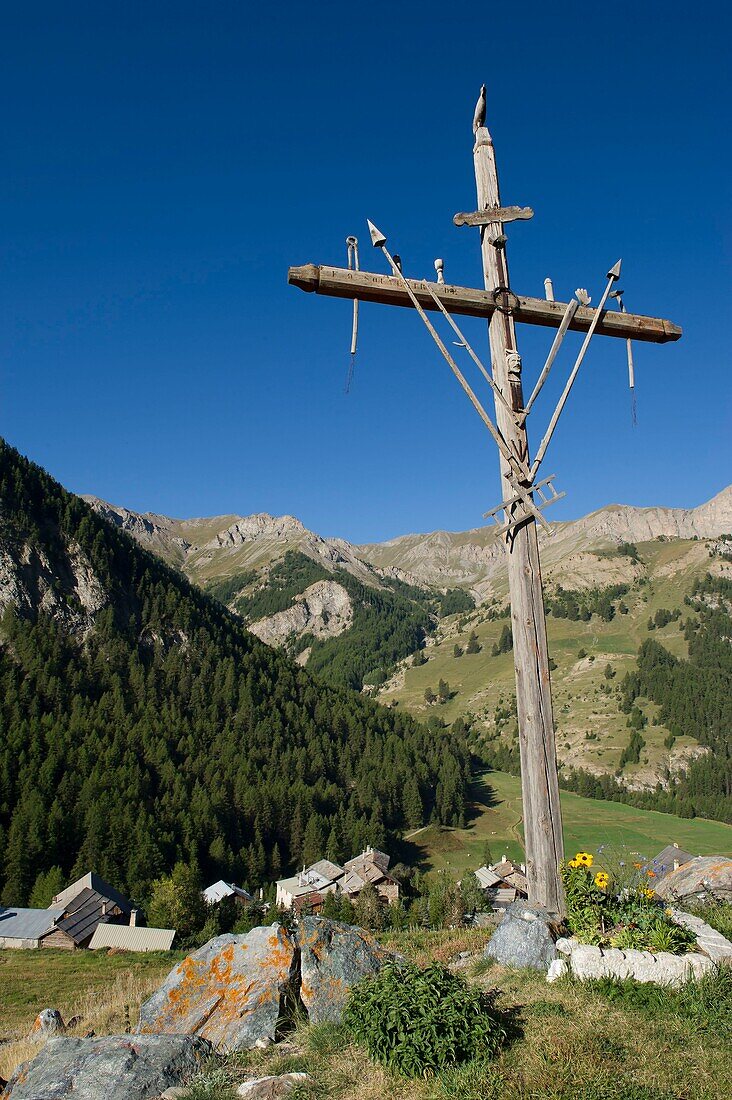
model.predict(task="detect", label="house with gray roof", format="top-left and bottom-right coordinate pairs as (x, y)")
top-left (647, 844), bottom-right (695, 880)
top-left (202, 879), bottom-right (254, 906)
top-left (39, 871), bottom-right (137, 950)
top-left (0, 906), bottom-right (63, 949)
top-left (275, 847), bottom-right (400, 912)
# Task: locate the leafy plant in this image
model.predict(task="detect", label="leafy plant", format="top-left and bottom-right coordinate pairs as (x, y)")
top-left (342, 960), bottom-right (508, 1077)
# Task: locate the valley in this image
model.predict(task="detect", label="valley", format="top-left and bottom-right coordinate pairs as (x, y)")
top-left (85, 489), bottom-right (732, 797)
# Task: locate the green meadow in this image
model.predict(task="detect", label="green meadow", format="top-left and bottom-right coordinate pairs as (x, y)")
top-left (406, 769), bottom-right (732, 878)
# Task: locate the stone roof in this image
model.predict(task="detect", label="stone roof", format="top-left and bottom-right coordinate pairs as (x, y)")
top-left (51, 887), bottom-right (126, 946)
top-left (307, 859), bottom-right (345, 882)
top-left (648, 846), bottom-right (694, 878)
top-left (344, 848), bottom-right (390, 875)
top-left (52, 872), bottom-right (133, 915)
top-left (277, 869), bottom-right (334, 898)
top-left (474, 866), bottom-right (503, 889)
top-left (202, 880), bottom-right (254, 904)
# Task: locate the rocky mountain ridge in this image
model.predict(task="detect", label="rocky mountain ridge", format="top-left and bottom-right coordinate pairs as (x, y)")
top-left (359, 486), bottom-right (732, 598)
top-left (84, 486), bottom-right (732, 606)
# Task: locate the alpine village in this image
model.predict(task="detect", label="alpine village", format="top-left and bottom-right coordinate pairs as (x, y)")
top-left (1, 9), bottom-right (731, 1100)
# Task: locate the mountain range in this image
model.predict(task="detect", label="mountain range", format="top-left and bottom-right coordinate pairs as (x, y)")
top-left (83, 487), bottom-right (732, 798)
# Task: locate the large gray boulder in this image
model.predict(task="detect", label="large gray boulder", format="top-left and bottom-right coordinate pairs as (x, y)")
top-left (137, 924), bottom-right (297, 1051)
top-left (297, 917), bottom-right (392, 1024)
top-left (2, 1034), bottom-right (211, 1099)
top-left (656, 856), bottom-right (732, 904)
top-left (484, 901), bottom-right (558, 971)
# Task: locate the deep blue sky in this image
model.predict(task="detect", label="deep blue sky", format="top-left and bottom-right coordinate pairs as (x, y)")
top-left (2, 3), bottom-right (730, 542)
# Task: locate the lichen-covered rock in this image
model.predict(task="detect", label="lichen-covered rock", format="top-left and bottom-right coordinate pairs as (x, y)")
top-left (30, 1008), bottom-right (65, 1036)
top-left (2, 1034), bottom-right (211, 1099)
top-left (656, 856), bottom-right (732, 904)
top-left (237, 1073), bottom-right (310, 1098)
top-left (484, 901), bottom-right (558, 971)
top-left (297, 917), bottom-right (392, 1024)
top-left (137, 924), bottom-right (297, 1051)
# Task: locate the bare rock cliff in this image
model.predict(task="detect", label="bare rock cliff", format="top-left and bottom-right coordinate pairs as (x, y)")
top-left (248, 580), bottom-right (353, 650)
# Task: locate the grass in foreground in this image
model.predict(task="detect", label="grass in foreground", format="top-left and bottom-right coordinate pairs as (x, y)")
top-left (180, 929), bottom-right (731, 1100)
top-left (3, 930), bottom-right (731, 1099)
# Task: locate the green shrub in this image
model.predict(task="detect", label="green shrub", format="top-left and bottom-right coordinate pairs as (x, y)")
top-left (342, 960), bottom-right (508, 1077)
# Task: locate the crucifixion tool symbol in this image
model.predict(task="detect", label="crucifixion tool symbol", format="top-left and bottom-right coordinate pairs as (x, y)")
top-left (483, 474), bottom-right (566, 538)
top-left (365, 219), bottom-right (532, 484)
top-left (288, 86), bottom-right (681, 919)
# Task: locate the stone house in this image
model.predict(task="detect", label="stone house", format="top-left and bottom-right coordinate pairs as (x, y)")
top-left (40, 872), bottom-right (137, 950)
top-left (275, 848), bottom-right (400, 912)
top-left (472, 857), bottom-right (529, 911)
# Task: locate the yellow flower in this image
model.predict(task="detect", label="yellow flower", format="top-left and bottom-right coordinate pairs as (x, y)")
top-left (640, 887), bottom-right (655, 900)
top-left (594, 872), bottom-right (609, 889)
top-left (576, 852), bottom-right (594, 868)
top-left (568, 858), bottom-right (581, 869)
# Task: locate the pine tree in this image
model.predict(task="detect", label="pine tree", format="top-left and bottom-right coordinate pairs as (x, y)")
top-left (402, 778), bottom-right (424, 829)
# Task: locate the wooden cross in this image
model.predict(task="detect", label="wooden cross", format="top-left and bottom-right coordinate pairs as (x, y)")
top-left (287, 89), bottom-right (681, 917)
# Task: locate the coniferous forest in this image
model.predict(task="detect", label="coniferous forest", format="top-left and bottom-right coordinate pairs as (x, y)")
top-left (0, 440), bottom-right (469, 907)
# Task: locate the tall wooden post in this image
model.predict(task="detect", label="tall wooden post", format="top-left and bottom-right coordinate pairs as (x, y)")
top-left (473, 120), bottom-right (565, 915)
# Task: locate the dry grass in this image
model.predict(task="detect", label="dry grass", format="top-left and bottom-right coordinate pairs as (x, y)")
top-left (0, 951), bottom-right (178, 1082)
top-left (224, 951), bottom-right (732, 1100)
top-left (379, 927), bottom-right (494, 967)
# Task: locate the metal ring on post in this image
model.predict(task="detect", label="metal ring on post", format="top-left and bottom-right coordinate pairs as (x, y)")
top-left (492, 286), bottom-right (520, 315)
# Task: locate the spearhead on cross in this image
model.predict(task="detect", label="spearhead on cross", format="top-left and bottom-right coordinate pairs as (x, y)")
top-left (367, 220), bottom-right (387, 248)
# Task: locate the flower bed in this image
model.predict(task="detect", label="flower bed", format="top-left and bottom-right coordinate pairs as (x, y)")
top-left (561, 851), bottom-right (696, 955)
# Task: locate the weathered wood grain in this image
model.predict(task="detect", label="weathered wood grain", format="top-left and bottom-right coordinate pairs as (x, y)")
top-left (453, 205), bottom-right (534, 226)
top-left (473, 122), bottom-right (566, 917)
top-left (287, 264), bottom-right (682, 344)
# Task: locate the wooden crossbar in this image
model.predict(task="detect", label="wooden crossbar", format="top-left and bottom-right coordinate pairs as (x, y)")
top-left (288, 265), bottom-right (682, 344)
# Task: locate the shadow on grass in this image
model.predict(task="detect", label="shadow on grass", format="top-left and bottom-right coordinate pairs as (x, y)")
top-left (463, 768), bottom-right (503, 827)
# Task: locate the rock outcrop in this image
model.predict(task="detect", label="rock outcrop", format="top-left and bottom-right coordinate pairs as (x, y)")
top-left (655, 856), bottom-right (732, 904)
top-left (138, 925), bottom-right (298, 1051)
top-left (483, 901), bottom-right (558, 971)
top-left (358, 486), bottom-right (732, 593)
top-left (0, 538), bottom-right (107, 635)
top-left (137, 919), bottom-right (390, 1051)
top-left (30, 1008), bottom-right (65, 1036)
top-left (1, 1034), bottom-right (211, 1100)
top-left (237, 1074), bottom-right (311, 1098)
top-left (297, 917), bottom-right (390, 1024)
top-left (249, 581), bottom-right (352, 649)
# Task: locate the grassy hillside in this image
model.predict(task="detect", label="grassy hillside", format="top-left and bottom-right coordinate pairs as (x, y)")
top-left (380, 538), bottom-right (731, 791)
top-left (406, 770), bottom-right (732, 879)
